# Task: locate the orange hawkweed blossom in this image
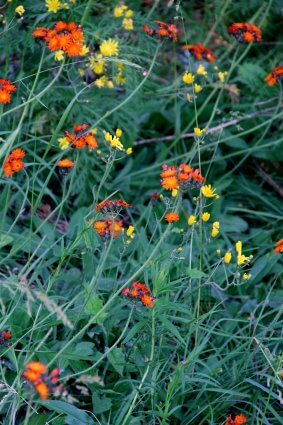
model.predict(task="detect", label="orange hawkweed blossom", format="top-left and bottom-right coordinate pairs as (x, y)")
top-left (228, 23), bottom-right (262, 43)
top-left (225, 413), bottom-right (247, 425)
top-left (23, 362), bottom-right (63, 400)
top-left (0, 79), bottom-right (16, 104)
top-left (264, 66), bottom-right (283, 87)
top-left (274, 238), bottom-right (283, 254)
top-left (182, 43), bottom-right (215, 62)
top-left (33, 21), bottom-right (86, 57)
top-left (57, 159), bottom-right (74, 169)
top-left (160, 163), bottom-right (205, 193)
top-left (122, 281), bottom-right (154, 307)
top-left (93, 219), bottom-right (124, 239)
top-left (165, 212), bottom-right (179, 223)
top-left (3, 148), bottom-right (25, 177)
top-left (62, 124), bottom-right (98, 151)
top-left (143, 20), bottom-right (179, 42)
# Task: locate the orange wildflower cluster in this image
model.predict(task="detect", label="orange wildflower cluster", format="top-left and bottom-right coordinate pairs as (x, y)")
top-left (228, 23), bottom-right (262, 43)
top-left (3, 148), bottom-right (25, 178)
top-left (23, 362), bottom-right (63, 400)
top-left (225, 414), bottom-right (247, 425)
top-left (264, 66), bottom-right (283, 87)
top-left (64, 124), bottom-right (98, 150)
top-left (182, 43), bottom-right (215, 62)
top-left (33, 21), bottom-right (85, 57)
top-left (96, 199), bottom-right (132, 213)
top-left (143, 20), bottom-right (179, 42)
top-left (165, 212), bottom-right (179, 223)
top-left (274, 238), bottom-right (283, 254)
top-left (57, 159), bottom-right (75, 173)
top-left (160, 163), bottom-right (205, 192)
top-left (93, 219), bottom-right (124, 239)
top-left (0, 79), bottom-right (16, 104)
top-left (0, 329), bottom-right (12, 347)
top-left (122, 281), bottom-right (154, 307)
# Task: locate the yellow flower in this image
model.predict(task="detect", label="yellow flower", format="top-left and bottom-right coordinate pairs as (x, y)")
top-left (194, 84), bottom-right (202, 93)
top-left (116, 128), bottom-right (122, 137)
top-left (89, 55), bottom-right (105, 75)
top-left (116, 73), bottom-right (126, 85)
top-left (45, 0), bottom-right (62, 13)
top-left (172, 188), bottom-right (178, 197)
top-left (235, 241), bottom-right (242, 254)
top-left (186, 94), bottom-right (192, 102)
top-left (90, 128), bottom-right (97, 135)
top-left (213, 66), bottom-right (219, 71)
top-left (122, 18), bottom-right (134, 31)
top-left (224, 252), bottom-right (232, 264)
top-left (100, 39), bottom-right (119, 57)
top-left (126, 147), bottom-right (133, 155)
top-left (125, 9), bottom-right (133, 18)
top-left (243, 273), bottom-right (251, 280)
top-left (114, 6), bottom-right (125, 18)
top-left (54, 50), bottom-right (64, 61)
top-left (126, 225), bottom-right (135, 238)
top-left (15, 5), bottom-right (25, 15)
top-left (58, 137), bottom-right (70, 150)
top-left (201, 212), bottom-right (210, 222)
top-left (80, 45), bottom-right (90, 56)
top-left (196, 65), bottom-right (207, 76)
top-left (104, 132), bottom-right (124, 151)
top-left (183, 72), bottom-right (194, 84)
top-left (78, 68), bottom-right (85, 77)
top-left (218, 71), bottom-right (228, 83)
top-left (107, 80), bottom-right (114, 89)
top-left (235, 241), bottom-right (251, 266)
top-left (211, 221), bottom-right (220, 238)
top-left (188, 215), bottom-right (196, 226)
top-left (201, 185), bottom-right (217, 198)
top-left (194, 127), bottom-right (205, 138)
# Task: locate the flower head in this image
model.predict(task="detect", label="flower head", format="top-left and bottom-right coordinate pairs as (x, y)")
top-left (0, 330), bottom-right (12, 347)
top-left (63, 125), bottom-right (98, 151)
top-left (15, 5), bottom-right (25, 16)
top-left (160, 163), bottom-right (205, 193)
top-left (274, 238), bottom-right (283, 254)
top-left (194, 84), bottom-right (202, 93)
top-left (201, 212), bottom-right (210, 222)
top-left (188, 215), bottom-right (196, 226)
top-left (211, 221), bottom-right (220, 237)
top-left (218, 71), bottom-right (228, 83)
top-left (23, 362), bottom-right (63, 400)
top-left (196, 64), bottom-right (207, 76)
top-left (165, 212), bottom-right (179, 223)
top-left (96, 199), bottom-right (131, 214)
top-left (93, 219), bottom-right (124, 239)
top-left (235, 240), bottom-right (251, 266)
top-left (194, 127), bottom-right (205, 138)
top-left (100, 39), bottom-right (119, 57)
top-left (183, 72), bottom-right (194, 84)
top-left (126, 226), bottom-right (135, 239)
top-left (3, 149), bottom-right (25, 178)
top-left (143, 21), bottom-right (178, 42)
top-left (224, 251), bottom-right (232, 264)
top-left (122, 281), bottom-right (154, 307)
top-left (104, 131), bottom-right (124, 151)
top-left (265, 66), bottom-right (283, 87)
top-left (0, 79), bottom-right (16, 105)
top-left (182, 43), bottom-right (215, 62)
top-left (201, 184), bottom-right (217, 198)
top-left (228, 22), bottom-right (262, 43)
top-left (225, 413), bottom-right (247, 425)
top-left (57, 159), bottom-right (75, 172)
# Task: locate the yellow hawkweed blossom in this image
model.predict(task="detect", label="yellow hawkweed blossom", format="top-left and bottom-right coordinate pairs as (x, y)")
top-left (194, 127), bottom-right (205, 138)
top-left (122, 18), bottom-right (134, 31)
top-left (172, 188), bottom-right (178, 197)
top-left (78, 68), bottom-right (85, 77)
top-left (58, 137), bottom-right (70, 150)
top-left (80, 45), bottom-right (90, 56)
top-left (201, 212), bottom-right (210, 222)
top-left (126, 226), bottom-right (135, 239)
top-left (100, 39), bottom-right (119, 57)
top-left (243, 273), bottom-right (251, 280)
top-left (126, 147), bottom-right (133, 155)
top-left (194, 84), bottom-right (202, 93)
top-left (15, 5), bottom-right (25, 15)
top-left (54, 50), bottom-right (65, 61)
top-left (183, 72), bottom-right (194, 84)
top-left (45, 0), bottom-right (62, 13)
top-left (115, 128), bottom-right (122, 138)
top-left (224, 251), bottom-right (232, 264)
top-left (211, 221), bottom-right (220, 238)
top-left (188, 215), bottom-right (196, 226)
top-left (104, 131), bottom-right (124, 151)
top-left (89, 55), bottom-right (105, 75)
top-left (95, 76), bottom-right (114, 89)
top-left (201, 185), bottom-right (217, 198)
top-left (218, 71), bottom-right (228, 83)
top-left (196, 65), bottom-right (207, 76)
top-left (114, 5), bottom-right (128, 18)
top-left (235, 241), bottom-right (251, 266)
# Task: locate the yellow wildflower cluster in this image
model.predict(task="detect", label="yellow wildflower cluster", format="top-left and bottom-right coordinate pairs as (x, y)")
top-left (15, 5), bottom-right (25, 16)
top-left (104, 129), bottom-right (125, 151)
top-left (221, 242), bottom-right (253, 280)
top-left (114, 4), bottom-right (134, 31)
top-left (100, 39), bottom-right (119, 57)
top-left (211, 221), bottom-right (220, 238)
top-left (45, 0), bottom-right (75, 13)
top-left (95, 76), bottom-right (114, 89)
top-left (89, 55), bottom-right (105, 75)
top-left (218, 71), bottom-right (228, 83)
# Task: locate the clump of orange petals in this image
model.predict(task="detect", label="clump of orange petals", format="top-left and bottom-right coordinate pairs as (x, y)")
top-left (264, 66), bottom-right (283, 87)
top-left (228, 23), bottom-right (262, 43)
top-left (225, 414), bottom-right (247, 425)
top-left (0, 79), bottom-right (16, 104)
top-left (57, 159), bottom-right (75, 172)
top-left (3, 148), bottom-right (25, 178)
top-left (143, 20), bottom-right (178, 42)
top-left (96, 199), bottom-right (132, 213)
top-left (23, 362), bottom-right (63, 400)
top-left (93, 219), bottom-right (124, 239)
top-left (122, 281), bottom-right (154, 307)
top-left (182, 43), bottom-right (215, 62)
top-left (274, 238), bottom-right (283, 254)
top-left (165, 212), bottom-right (179, 223)
top-left (64, 124), bottom-right (98, 150)
top-left (160, 163), bottom-right (205, 192)
top-left (33, 21), bottom-right (85, 57)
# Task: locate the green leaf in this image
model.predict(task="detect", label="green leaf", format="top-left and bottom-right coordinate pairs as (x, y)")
top-left (41, 400), bottom-right (93, 424)
top-left (84, 295), bottom-right (105, 323)
top-left (0, 234), bottom-right (13, 249)
top-left (186, 268), bottom-right (207, 279)
top-left (108, 347), bottom-right (125, 375)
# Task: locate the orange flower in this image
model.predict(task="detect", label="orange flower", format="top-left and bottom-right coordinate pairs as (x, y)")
top-left (161, 176), bottom-right (179, 191)
top-left (96, 199), bottom-right (131, 213)
top-left (34, 381), bottom-right (50, 400)
top-left (274, 238), bottom-right (283, 254)
top-left (23, 362), bottom-right (47, 383)
top-left (33, 21), bottom-right (85, 58)
top-left (140, 294), bottom-right (154, 307)
top-left (160, 163), bottom-right (205, 192)
top-left (225, 414), bottom-right (247, 425)
top-left (264, 66), bottom-right (283, 87)
top-left (93, 219), bottom-right (124, 239)
top-left (228, 22), bottom-right (262, 43)
top-left (143, 20), bottom-right (178, 42)
top-left (122, 281), bottom-right (154, 307)
top-left (132, 282), bottom-right (151, 293)
top-left (182, 43), bottom-right (215, 62)
top-left (63, 124), bottom-right (99, 151)
top-left (0, 79), bottom-right (16, 105)
top-left (57, 159), bottom-right (74, 168)
top-left (165, 212), bottom-right (179, 223)
top-left (3, 149), bottom-right (25, 177)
